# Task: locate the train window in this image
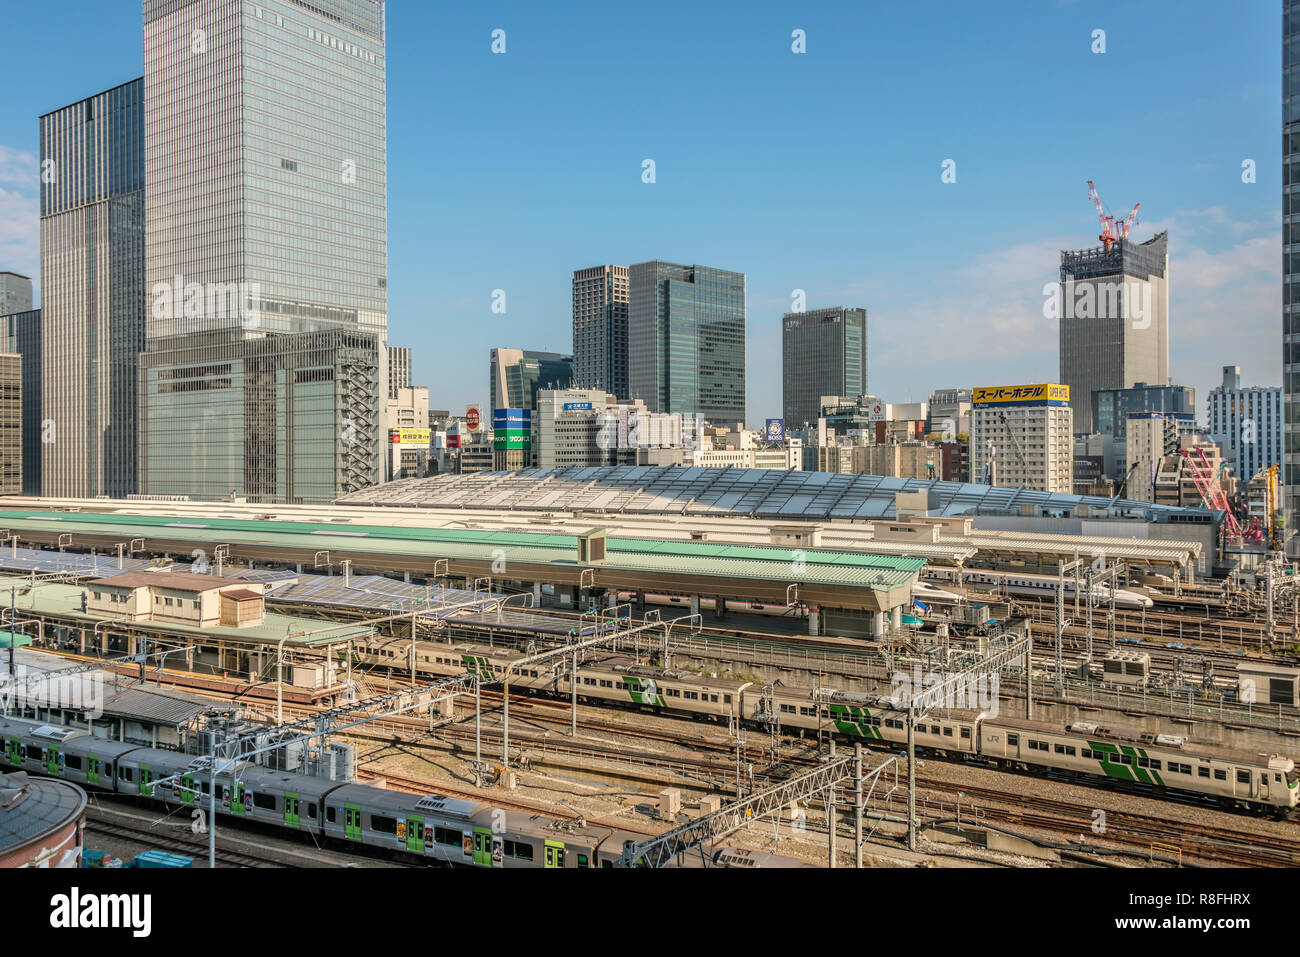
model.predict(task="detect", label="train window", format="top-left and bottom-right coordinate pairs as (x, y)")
top-left (1119, 755), bottom-right (1132, 766)
top-left (668, 689), bottom-right (680, 697)
top-left (1214, 770), bottom-right (1226, 781)
top-left (1064, 747), bottom-right (1076, 757)
top-left (326, 806), bottom-right (336, 822)
top-left (578, 854), bottom-right (588, 868)
top-left (780, 704), bottom-right (795, 714)
top-left (1137, 757), bottom-right (1149, 768)
top-left (710, 695), bottom-right (718, 703)
top-left (503, 840), bottom-right (534, 861)
top-left (685, 692), bottom-right (699, 701)
top-left (65, 754), bottom-right (82, 770)
top-left (1276, 773), bottom-right (1283, 783)
top-left (119, 767), bottom-right (133, 781)
top-left (1148, 759), bottom-right (1160, 770)
top-left (1007, 734), bottom-right (1019, 748)
top-left (1054, 744), bottom-right (1065, 754)
top-left (960, 728), bottom-right (971, 739)
top-left (434, 826), bottom-right (460, 846)
top-left (1198, 767), bottom-right (1210, 779)
top-left (724, 695), bottom-right (732, 705)
top-left (371, 815), bottom-right (397, 835)
top-left (253, 792), bottom-right (275, 810)
top-left (943, 728), bottom-right (953, 737)
top-left (1236, 770), bottom-right (1250, 784)
top-left (308, 804), bottom-right (317, 819)
top-left (929, 725), bottom-right (940, 735)
top-left (1082, 748), bottom-right (1093, 760)
top-left (803, 707), bottom-right (817, 717)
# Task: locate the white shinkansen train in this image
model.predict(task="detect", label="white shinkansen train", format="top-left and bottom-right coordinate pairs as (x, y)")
top-left (922, 567), bottom-right (1152, 611)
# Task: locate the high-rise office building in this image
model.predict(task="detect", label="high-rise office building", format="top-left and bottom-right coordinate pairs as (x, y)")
top-left (969, 384), bottom-right (1074, 493)
top-left (781, 306), bottom-right (867, 429)
top-left (39, 78), bottom-right (146, 499)
top-left (1208, 365), bottom-right (1281, 485)
top-left (1092, 382), bottom-right (1196, 438)
top-left (0, 273), bottom-right (33, 317)
top-left (1058, 232), bottom-right (1169, 433)
top-left (628, 260), bottom-right (746, 423)
top-left (3, 309), bottom-right (41, 495)
top-left (388, 345), bottom-right (411, 399)
top-left (140, 0), bottom-right (388, 504)
top-left (1286, 0), bottom-right (1300, 549)
top-left (572, 265), bottom-right (628, 397)
top-left (489, 348), bottom-right (573, 418)
top-left (0, 353), bottom-right (20, 495)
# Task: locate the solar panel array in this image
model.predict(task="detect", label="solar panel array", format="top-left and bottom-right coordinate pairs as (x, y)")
top-left (338, 466), bottom-right (1197, 522)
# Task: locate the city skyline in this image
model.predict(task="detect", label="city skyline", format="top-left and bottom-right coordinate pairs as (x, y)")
top-left (0, 0), bottom-right (1283, 428)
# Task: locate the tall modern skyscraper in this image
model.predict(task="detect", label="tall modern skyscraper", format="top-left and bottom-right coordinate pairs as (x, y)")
top-left (1058, 232), bottom-right (1169, 434)
top-left (572, 265), bottom-right (628, 397)
top-left (39, 78), bottom-right (146, 499)
top-left (781, 306), bottom-right (867, 429)
top-left (1286, 0), bottom-right (1300, 549)
top-left (489, 348), bottom-right (573, 418)
top-left (140, 0), bottom-right (387, 504)
top-left (3, 309), bottom-right (41, 495)
top-left (628, 260), bottom-right (746, 423)
top-left (0, 273), bottom-right (33, 316)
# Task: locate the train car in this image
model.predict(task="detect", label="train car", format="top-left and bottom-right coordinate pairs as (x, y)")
top-left (613, 591), bottom-right (808, 620)
top-left (322, 782), bottom-right (501, 865)
top-left (0, 716), bottom-right (146, 792)
top-left (922, 567), bottom-right (1152, 611)
top-left (979, 716), bottom-right (1299, 815)
top-left (506, 813), bottom-right (621, 869)
top-left (570, 657), bottom-right (752, 719)
top-left (912, 581), bottom-right (963, 605)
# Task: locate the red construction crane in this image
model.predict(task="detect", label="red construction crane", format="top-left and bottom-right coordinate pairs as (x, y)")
top-left (1179, 447), bottom-right (1245, 545)
top-left (1086, 180), bottom-right (1140, 251)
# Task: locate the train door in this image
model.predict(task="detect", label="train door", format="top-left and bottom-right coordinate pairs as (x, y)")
top-left (45, 746), bottom-right (61, 775)
top-left (405, 816), bottom-right (425, 853)
top-left (544, 840), bottom-right (566, 869)
top-left (139, 765), bottom-right (154, 796)
top-left (4, 738), bottom-right (18, 766)
top-left (284, 792), bottom-right (300, 827)
top-left (472, 827), bottom-right (492, 866)
top-left (87, 754), bottom-right (100, 786)
top-left (179, 772), bottom-right (196, 805)
top-left (1261, 773), bottom-right (1270, 803)
top-left (344, 803), bottom-right (362, 840)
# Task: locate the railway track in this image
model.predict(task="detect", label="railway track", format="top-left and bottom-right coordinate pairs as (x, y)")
top-left (84, 806), bottom-right (289, 868)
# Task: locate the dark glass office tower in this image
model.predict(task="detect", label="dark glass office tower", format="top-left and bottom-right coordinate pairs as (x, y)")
top-left (1286, 1), bottom-right (1300, 548)
top-left (628, 261), bottom-right (746, 423)
top-left (39, 78), bottom-right (146, 498)
top-left (781, 306), bottom-right (867, 429)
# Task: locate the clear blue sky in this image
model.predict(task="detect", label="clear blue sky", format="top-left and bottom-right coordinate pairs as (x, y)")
top-left (0, 0), bottom-right (1282, 425)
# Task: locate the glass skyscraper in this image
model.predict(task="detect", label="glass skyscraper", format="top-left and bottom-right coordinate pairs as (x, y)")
top-left (627, 261), bottom-right (746, 423)
top-left (141, 0), bottom-right (387, 503)
top-left (781, 306), bottom-right (867, 429)
top-left (1286, 1), bottom-right (1300, 549)
top-left (39, 78), bottom-right (146, 499)
top-left (489, 348), bottom-right (573, 418)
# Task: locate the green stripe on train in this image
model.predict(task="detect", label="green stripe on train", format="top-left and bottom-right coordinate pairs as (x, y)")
top-left (827, 704), bottom-right (883, 740)
top-left (620, 676), bottom-right (666, 708)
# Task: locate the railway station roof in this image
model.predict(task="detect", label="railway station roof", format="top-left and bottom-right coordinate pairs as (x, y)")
top-left (0, 509), bottom-right (926, 613)
top-left (337, 466), bottom-right (1216, 523)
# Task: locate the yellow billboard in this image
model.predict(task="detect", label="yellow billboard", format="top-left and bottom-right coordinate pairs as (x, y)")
top-left (972, 383), bottom-right (1069, 406)
top-left (389, 428), bottom-right (431, 445)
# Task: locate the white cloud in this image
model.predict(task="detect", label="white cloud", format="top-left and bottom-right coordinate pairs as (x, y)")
top-left (0, 145), bottom-right (39, 286)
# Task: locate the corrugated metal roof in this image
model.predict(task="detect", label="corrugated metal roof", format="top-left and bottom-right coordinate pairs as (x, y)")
top-left (99, 686), bottom-right (214, 726)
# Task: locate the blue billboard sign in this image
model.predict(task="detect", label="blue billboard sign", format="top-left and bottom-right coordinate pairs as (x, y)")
top-left (765, 418), bottom-right (785, 442)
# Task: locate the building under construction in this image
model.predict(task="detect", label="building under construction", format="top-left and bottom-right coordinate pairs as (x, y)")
top-left (1058, 223), bottom-right (1169, 435)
